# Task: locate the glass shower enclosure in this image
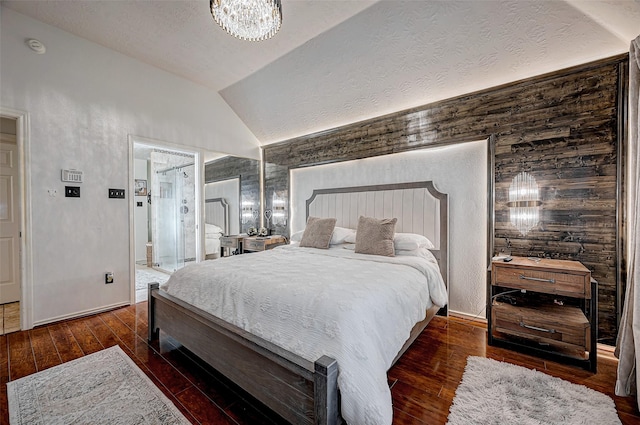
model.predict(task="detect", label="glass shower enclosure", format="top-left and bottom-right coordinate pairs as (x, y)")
top-left (152, 160), bottom-right (196, 273)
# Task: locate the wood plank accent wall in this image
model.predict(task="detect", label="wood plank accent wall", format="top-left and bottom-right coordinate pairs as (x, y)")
top-left (263, 54), bottom-right (628, 345)
top-left (204, 156), bottom-right (260, 234)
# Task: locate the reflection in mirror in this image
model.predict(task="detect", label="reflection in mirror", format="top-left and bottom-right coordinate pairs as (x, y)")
top-left (242, 196), bottom-right (259, 228)
top-left (271, 190), bottom-right (288, 227)
top-left (204, 178), bottom-right (238, 259)
top-left (133, 143), bottom-right (198, 274)
top-left (263, 161), bottom-right (290, 236)
top-left (204, 155), bottom-right (261, 237)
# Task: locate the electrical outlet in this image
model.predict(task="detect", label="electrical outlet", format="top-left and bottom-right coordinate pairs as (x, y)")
top-left (109, 188), bottom-right (125, 199)
top-left (105, 272), bottom-right (114, 284)
top-left (65, 186), bottom-right (80, 197)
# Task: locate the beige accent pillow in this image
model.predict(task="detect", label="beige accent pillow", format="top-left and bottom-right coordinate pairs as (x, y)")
top-left (299, 216), bottom-right (337, 249)
top-left (355, 216), bottom-right (397, 256)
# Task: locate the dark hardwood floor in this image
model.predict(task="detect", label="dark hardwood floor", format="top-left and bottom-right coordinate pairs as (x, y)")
top-left (1, 303), bottom-right (638, 424)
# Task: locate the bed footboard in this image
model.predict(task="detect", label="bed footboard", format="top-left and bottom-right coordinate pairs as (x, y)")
top-left (148, 283), bottom-right (340, 425)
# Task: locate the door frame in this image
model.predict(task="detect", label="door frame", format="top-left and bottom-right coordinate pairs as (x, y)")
top-left (128, 135), bottom-right (203, 303)
top-left (1, 107), bottom-right (33, 330)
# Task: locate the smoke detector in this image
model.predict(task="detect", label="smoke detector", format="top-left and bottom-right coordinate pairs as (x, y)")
top-left (26, 39), bottom-right (46, 54)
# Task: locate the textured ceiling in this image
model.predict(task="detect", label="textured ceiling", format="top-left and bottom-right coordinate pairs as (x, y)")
top-left (2, 0), bottom-right (376, 91)
top-left (3, 0), bottom-right (639, 146)
top-left (221, 0), bottom-right (639, 143)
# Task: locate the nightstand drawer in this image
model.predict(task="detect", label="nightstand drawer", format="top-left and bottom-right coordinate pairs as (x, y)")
top-left (492, 302), bottom-right (590, 353)
top-left (220, 237), bottom-right (240, 249)
top-left (244, 239), bottom-right (265, 251)
top-left (494, 266), bottom-right (589, 298)
top-left (243, 236), bottom-right (286, 252)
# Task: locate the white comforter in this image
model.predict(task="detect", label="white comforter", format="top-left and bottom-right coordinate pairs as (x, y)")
top-left (161, 245), bottom-right (447, 425)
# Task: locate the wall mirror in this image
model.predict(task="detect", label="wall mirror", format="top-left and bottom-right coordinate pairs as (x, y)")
top-left (133, 144), bottom-right (260, 272)
top-left (204, 154), bottom-right (261, 236)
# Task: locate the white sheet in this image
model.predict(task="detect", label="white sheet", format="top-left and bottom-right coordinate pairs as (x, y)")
top-left (205, 236), bottom-right (220, 255)
top-left (162, 245), bottom-right (447, 425)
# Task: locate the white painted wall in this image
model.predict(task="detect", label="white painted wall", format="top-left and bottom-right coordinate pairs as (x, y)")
top-left (0, 7), bottom-right (260, 326)
top-left (290, 140), bottom-right (488, 318)
top-left (134, 159), bottom-right (149, 263)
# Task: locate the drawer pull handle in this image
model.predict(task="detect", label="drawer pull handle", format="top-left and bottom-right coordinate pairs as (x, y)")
top-left (519, 274), bottom-right (555, 284)
top-left (520, 321), bottom-right (556, 334)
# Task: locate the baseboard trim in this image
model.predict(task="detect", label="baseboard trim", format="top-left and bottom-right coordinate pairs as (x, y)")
top-left (449, 309), bottom-right (488, 325)
top-left (32, 301), bottom-right (130, 328)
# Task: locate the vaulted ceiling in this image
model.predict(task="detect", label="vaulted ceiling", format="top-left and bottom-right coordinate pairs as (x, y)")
top-left (4, 0), bottom-right (638, 145)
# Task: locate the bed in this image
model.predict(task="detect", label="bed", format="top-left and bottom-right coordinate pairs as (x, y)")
top-left (204, 197), bottom-right (229, 259)
top-left (148, 181), bottom-right (449, 425)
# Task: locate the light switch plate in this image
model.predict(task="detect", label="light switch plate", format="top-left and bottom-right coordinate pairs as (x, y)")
top-left (109, 188), bottom-right (125, 199)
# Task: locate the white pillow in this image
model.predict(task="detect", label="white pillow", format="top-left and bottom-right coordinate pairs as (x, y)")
top-left (331, 226), bottom-right (356, 245)
top-left (394, 232), bottom-right (435, 250)
top-left (290, 230), bottom-right (304, 242)
top-left (344, 232), bottom-right (357, 244)
top-left (292, 226), bottom-right (355, 245)
top-left (344, 243), bottom-right (436, 263)
top-left (345, 231), bottom-right (434, 249)
top-left (205, 223), bottom-right (223, 235)
top-left (395, 247), bottom-right (438, 263)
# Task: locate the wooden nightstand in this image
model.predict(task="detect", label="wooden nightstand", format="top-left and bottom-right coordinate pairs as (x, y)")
top-left (243, 235), bottom-right (287, 252)
top-left (488, 256), bottom-right (597, 372)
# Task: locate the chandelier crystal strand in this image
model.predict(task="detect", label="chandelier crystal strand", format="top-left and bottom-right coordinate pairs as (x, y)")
top-left (211, 0), bottom-right (282, 41)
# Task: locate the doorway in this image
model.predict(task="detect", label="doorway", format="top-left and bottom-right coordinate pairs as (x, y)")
top-left (131, 139), bottom-right (200, 303)
top-left (0, 115), bottom-right (22, 333)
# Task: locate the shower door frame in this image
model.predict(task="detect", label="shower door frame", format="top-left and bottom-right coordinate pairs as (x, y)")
top-left (128, 135), bottom-right (203, 304)
top-left (154, 161), bottom-right (196, 273)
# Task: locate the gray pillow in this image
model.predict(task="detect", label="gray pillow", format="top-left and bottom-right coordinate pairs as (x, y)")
top-left (355, 216), bottom-right (397, 256)
top-left (299, 216), bottom-right (337, 249)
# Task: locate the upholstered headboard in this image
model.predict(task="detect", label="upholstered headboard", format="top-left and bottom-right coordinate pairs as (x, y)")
top-left (205, 197), bottom-right (229, 235)
top-left (305, 181), bottom-right (448, 287)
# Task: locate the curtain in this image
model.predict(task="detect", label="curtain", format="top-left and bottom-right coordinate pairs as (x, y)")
top-left (616, 35), bottom-right (640, 406)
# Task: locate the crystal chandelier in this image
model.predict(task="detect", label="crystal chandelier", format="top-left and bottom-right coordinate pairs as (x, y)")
top-left (210, 0), bottom-right (282, 41)
top-left (507, 171), bottom-right (542, 236)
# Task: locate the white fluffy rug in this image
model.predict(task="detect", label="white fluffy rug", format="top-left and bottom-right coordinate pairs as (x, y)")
top-left (447, 356), bottom-right (621, 425)
top-left (7, 346), bottom-right (190, 425)
top-left (136, 267), bottom-right (170, 291)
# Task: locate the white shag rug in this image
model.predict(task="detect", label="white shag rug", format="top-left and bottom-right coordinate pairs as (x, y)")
top-left (136, 268), bottom-right (170, 291)
top-left (447, 356), bottom-right (622, 425)
top-left (7, 346), bottom-right (191, 425)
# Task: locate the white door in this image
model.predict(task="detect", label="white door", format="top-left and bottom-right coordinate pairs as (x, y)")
top-left (0, 141), bottom-right (21, 304)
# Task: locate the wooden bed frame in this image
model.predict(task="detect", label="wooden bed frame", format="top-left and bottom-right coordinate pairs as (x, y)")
top-left (149, 181), bottom-right (448, 425)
